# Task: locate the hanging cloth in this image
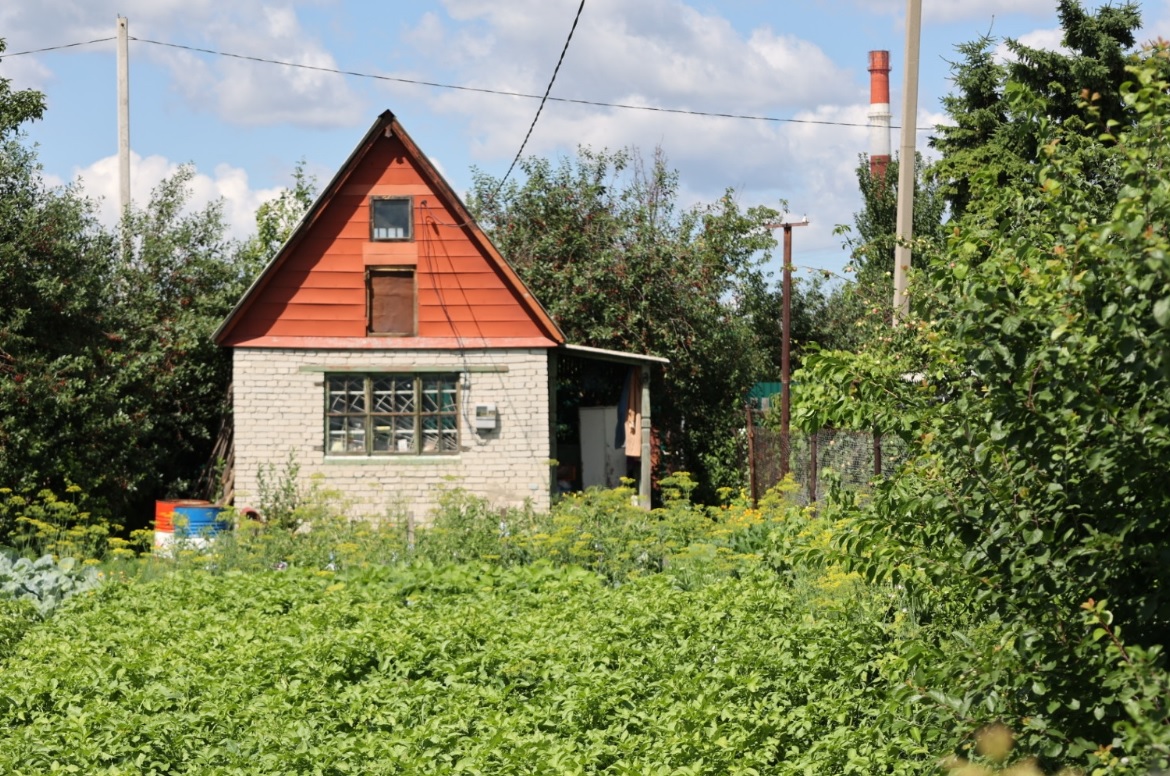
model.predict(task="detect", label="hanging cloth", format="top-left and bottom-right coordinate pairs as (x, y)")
top-left (624, 367), bottom-right (642, 458)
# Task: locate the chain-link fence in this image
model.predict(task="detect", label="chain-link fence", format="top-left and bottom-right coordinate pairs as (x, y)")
top-left (745, 409), bottom-right (906, 505)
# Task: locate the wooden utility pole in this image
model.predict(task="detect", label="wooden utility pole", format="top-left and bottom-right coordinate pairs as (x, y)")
top-left (765, 218), bottom-right (809, 478)
top-left (117, 17), bottom-right (131, 223)
top-left (892, 0), bottom-right (922, 320)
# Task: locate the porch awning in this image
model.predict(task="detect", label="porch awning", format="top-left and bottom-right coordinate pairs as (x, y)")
top-left (558, 343), bottom-right (669, 366)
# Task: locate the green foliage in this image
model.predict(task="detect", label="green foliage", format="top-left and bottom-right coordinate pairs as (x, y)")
top-left (0, 597), bottom-right (38, 662)
top-left (0, 73), bottom-right (315, 525)
top-left (816, 153), bottom-right (947, 357)
top-left (413, 487), bottom-right (534, 566)
top-left (0, 552), bottom-right (103, 617)
top-left (844, 153), bottom-right (947, 286)
top-left (181, 477), bottom-right (405, 575)
top-left (0, 154), bottom-right (244, 520)
top-left (189, 471), bottom-right (795, 588)
top-left (794, 51), bottom-right (1170, 771)
top-left (0, 559), bottom-right (926, 774)
top-left (468, 147), bottom-right (784, 498)
top-left (930, 1), bottom-right (1145, 222)
top-left (0, 484), bottom-right (128, 560)
top-left (254, 451), bottom-right (306, 531)
top-left (0, 40), bottom-right (45, 138)
top-left (0, 117), bottom-right (123, 512)
top-left (236, 159), bottom-right (316, 277)
top-left (109, 166), bottom-right (252, 507)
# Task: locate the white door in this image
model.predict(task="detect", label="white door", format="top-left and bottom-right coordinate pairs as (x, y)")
top-left (579, 406), bottom-right (623, 489)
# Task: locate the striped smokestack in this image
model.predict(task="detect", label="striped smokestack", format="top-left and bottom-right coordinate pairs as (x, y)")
top-left (867, 50), bottom-right (892, 180)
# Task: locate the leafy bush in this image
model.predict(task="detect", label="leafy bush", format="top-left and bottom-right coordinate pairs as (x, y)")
top-left (793, 51), bottom-right (1170, 771)
top-left (0, 562), bottom-right (923, 774)
top-left (525, 483), bottom-right (664, 580)
top-left (254, 451), bottom-right (306, 531)
top-left (520, 473), bottom-right (789, 584)
top-left (413, 486), bottom-right (535, 566)
top-left (0, 598), bottom-right (37, 661)
top-left (174, 497), bottom-right (407, 577)
top-left (0, 484), bottom-right (128, 559)
top-left (177, 471), bottom-right (802, 588)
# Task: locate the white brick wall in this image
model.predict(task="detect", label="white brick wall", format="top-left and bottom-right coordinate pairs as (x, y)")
top-left (232, 348), bottom-right (551, 524)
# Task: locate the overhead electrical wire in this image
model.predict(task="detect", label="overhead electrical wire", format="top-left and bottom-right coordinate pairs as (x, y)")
top-left (2, 37), bottom-right (116, 56)
top-left (2, 33), bottom-right (937, 132)
top-left (495, 0), bottom-right (586, 191)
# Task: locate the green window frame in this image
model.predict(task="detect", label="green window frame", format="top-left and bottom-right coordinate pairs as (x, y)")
top-left (326, 374), bottom-right (459, 456)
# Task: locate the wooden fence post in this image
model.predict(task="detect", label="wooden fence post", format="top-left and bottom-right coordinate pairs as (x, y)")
top-left (809, 431), bottom-right (819, 504)
top-left (745, 405), bottom-right (758, 507)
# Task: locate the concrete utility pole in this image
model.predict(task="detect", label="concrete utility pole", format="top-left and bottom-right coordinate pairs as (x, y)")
top-left (766, 217), bottom-right (809, 478)
top-left (892, 0), bottom-right (922, 321)
top-left (117, 16), bottom-right (131, 221)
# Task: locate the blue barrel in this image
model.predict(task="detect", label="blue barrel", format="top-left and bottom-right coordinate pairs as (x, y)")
top-left (173, 505), bottom-right (231, 538)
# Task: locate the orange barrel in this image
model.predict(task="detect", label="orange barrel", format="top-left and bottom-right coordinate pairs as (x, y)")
top-left (155, 499), bottom-right (210, 532)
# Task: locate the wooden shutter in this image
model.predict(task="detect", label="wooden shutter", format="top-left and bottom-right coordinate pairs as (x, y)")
top-left (368, 269), bottom-right (416, 335)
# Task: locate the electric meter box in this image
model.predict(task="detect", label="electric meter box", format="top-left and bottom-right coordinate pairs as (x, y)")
top-left (474, 404), bottom-right (498, 431)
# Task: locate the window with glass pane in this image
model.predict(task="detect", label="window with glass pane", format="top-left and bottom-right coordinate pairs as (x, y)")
top-left (326, 377), bottom-right (367, 453)
top-left (326, 374), bottom-right (459, 456)
top-left (371, 198), bottom-right (411, 241)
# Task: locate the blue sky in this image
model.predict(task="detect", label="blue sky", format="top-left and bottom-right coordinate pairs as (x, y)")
top-left (3, 0), bottom-right (1166, 276)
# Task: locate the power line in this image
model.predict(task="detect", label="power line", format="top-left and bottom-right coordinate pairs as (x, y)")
top-left (4, 33), bottom-right (939, 132)
top-left (496, 0), bottom-right (586, 191)
top-left (3, 37), bottom-right (116, 57)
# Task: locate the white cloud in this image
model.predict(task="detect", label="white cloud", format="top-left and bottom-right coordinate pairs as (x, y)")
top-left (0, 0), bottom-right (364, 129)
top-left (416, 0), bottom-right (855, 164)
top-left (69, 151), bottom-right (283, 240)
top-left (1138, 2), bottom-right (1170, 44)
top-left (403, 0), bottom-right (913, 272)
top-left (994, 26), bottom-right (1067, 62)
top-left (161, 6), bottom-right (365, 128)
top-left (853, 0), bottom-right (1055, 24)
top-left (1015, 27), bottom-right (1066, 51)
top-left (0, 49), bottom-right (54, 94)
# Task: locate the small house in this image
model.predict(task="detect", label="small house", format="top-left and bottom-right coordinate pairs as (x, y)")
top-left (214, 111), bottom-right (665, 524)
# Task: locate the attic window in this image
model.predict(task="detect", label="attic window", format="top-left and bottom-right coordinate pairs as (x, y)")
top-left (371, 197), bottom-right (411, 241)
top-left (368, 268), bottom-right (416, 336)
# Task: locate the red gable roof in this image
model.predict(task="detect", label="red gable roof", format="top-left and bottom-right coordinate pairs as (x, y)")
top-left (215, 111), bottom-right (564, 349)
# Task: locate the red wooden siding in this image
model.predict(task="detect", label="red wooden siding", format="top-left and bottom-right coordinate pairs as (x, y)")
top-left (223, 132), bottom-right (552, 346)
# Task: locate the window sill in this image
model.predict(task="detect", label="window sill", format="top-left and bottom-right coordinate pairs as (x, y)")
top-left (323, 455), bottom-right (462, 465)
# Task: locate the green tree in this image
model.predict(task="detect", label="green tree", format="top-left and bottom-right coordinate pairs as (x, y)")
top-left (819, 152), bottom-right (948, 354)
top-left (237, 160), bottom-right (317, 276)
top-left (0, 40), bottom-right (316, 529)
top-left (108, 168), bottom-right (245, 508)
top-left (102, 162), bottom-right (317, 517)
top-left (469, 147), bottom-right (782, 497)
top-left (845, 152), bottom-right (946, 283)
top-left (0, 56), bottom-right (126, 512)
top-left (0, 46), bottom-right (44, 137)
top-left (795, 50), bottom-right (1170, 770)
top-left (0, 160), bottom-right (246, 524)
top-left (931, 0), bottom-right (1143, 222)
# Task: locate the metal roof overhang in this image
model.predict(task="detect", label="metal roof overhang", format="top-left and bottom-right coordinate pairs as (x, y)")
top-left (558, 343), bottom-right (669, 366)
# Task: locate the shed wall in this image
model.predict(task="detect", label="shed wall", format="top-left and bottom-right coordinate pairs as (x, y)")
top-left (232, 348), bottom-right (552, 524)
